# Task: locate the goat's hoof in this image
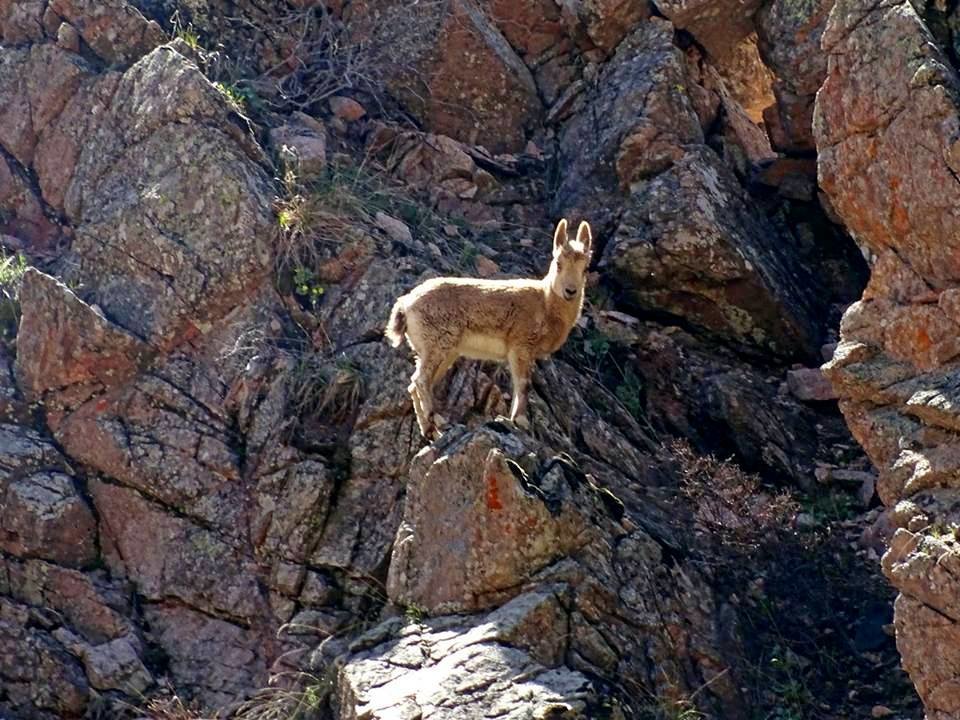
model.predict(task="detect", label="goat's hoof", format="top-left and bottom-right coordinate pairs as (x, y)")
top-left (513, 415), bottom-right (531, 430)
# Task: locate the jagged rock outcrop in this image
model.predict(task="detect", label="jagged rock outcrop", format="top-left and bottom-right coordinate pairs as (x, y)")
top-left (815, 0), bottom-right (960, 716)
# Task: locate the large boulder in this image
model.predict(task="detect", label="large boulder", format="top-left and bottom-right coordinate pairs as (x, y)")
top-left (47, 0), bottom-right (166, 66)
top-left (61, 46), bottom-right (274, 348)
top-left (384, 423), bottom-right (745, 717)
top-left (348, 0), bottom-right (542, 153)
top-left (555, 0), bottom-right (652, 53)
top-left (654, 0), bottom-right (763, 60)
top-left (603, 147), bottom-right (820, 359)
top-left (556, 18), bottom-right (704, 221)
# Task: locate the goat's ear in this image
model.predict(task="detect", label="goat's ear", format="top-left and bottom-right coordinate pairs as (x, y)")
top-left (553, 218), bottom-right (568, 255)
top-left (576, 221), bottom-right (592, 257)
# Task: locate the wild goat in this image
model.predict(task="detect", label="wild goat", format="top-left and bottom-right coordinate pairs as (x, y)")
top-left (385, 219), bottom-right (592, 439)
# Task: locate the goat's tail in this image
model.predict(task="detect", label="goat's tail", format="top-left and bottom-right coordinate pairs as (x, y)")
top-left (385, 297), bottom-right (407, 347)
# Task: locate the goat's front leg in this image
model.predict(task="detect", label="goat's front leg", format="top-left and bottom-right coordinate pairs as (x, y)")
top-left (507, 351), bottom-right (533, 429)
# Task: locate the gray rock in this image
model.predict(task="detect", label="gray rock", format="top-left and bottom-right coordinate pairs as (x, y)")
top-left (335, 590), bottom-right (594, 719)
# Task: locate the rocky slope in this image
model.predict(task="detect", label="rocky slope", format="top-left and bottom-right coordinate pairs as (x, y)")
top-left (0, 0), bottom-right (940, 718)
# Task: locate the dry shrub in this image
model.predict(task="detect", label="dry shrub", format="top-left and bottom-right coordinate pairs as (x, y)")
top-left (138, 686), bottom-right (207, 720)
top-left (226, 1), bottom-right (447, 115)
top-left (664, 438), bottom-right (797, 554)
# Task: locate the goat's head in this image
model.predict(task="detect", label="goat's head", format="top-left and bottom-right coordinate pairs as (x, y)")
top-left (546, 218), bottom-right (591, 302)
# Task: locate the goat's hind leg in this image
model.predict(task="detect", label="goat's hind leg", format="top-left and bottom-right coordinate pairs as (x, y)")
top-left (507, 350), bottom-right (534, 429)
top-left (412, 348), bottom-right (457, 440)
top-left (408, 358), bottom-right (433, 438)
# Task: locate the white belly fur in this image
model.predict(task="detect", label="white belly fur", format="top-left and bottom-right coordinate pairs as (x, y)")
top-left (459, 332), bottom-right (508, 361)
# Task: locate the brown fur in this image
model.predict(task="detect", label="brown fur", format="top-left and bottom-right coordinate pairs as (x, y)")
top-left (385, 219), bottom-right (592, 438)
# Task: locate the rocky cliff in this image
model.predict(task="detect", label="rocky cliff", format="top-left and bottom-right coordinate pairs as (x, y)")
top-left (0, 0), bottom-right (942, 718)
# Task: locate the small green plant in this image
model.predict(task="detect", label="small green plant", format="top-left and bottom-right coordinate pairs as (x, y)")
top-left (584, 326), bottom-right (611, 360)
top-left (404, 602), bottom-right (427, 624)
top-left (232, 672), bottom-right (333, 720)
top-left (213, 81), bottom-right (248, 112)
top-left (0, 251), bottom-right (27, 341)
top-left (638, 697), bottom-right (705, 720)
top-left (765, 645), bottom-right (815, 719)
top-left (170, 10), bottom-right (202, 52)
top-left (928, 522), bottom-right (960, 543)
top-left (283, 352), bottom-right (366, 430)
top-left (802, 490), bottom-right (857, 524)
top-left (458, 241), bottom-right (478, 270)
top-left (293, 266), bottom-right (325, 310)
top-left (177, 26), bottom-right (201, 51)
top-left (615, 366), bottom-right (644, 420)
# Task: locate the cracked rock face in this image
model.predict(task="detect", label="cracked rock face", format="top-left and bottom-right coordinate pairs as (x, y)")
top-left (814, 0), bottom-right (960, 715)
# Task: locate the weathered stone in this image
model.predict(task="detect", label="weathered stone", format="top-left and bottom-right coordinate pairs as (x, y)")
top-left (712, 34), bottom-right (774, 123)
top-left (654, 0), bottom-right (762, 60)
top-left (0, 424), bottom-right (96, 567)
top-left (387, 426), bottom-right (600, 613)
top-left (329, 95), bottom-right (366, 122)
top-left (379, 419), bottom-right (744, 716)
top-left (815, 0), bottom-right (960, 286)
top-left (53, 630), bottom-right (153, 694)
top-left (814, 0), bottom-right (960, 712)
top-left (556, 18), bottom-right (703, 223)
top-left (375, 211), bottom-right (414, 244)
top-left (487, 0), bottom-right (568, 62)
top-left (56, 22), bottom-right (80, 52)
top-left (350, 0), bottom-right (542, 153)
top-left (48, 0), bottom-right (166, 66)
top-left (0, 156), bottom-right (63, 255)
top-left (91, 479), bottom-right (263, 621)
top-left (556, 0), bottom-right (651, 53)
top-left (0, 0), bottom-right (47, 43)
top-left (54, 355), bottom-right (245, 531)
top-left (756, 0), bottom-right (833, 152)
top-left (15, 268), bottom-right (151, 415)
top-left (0, 471), bottom-right (96, 567)
top-left (253, 459), bottom-right (334, 564)
top-left (0, 44), bottom-right (87, 167)
top-left (2, 557), bottom-right (135, 643)
top-left (0, 597), bottom-right (89, 718)
top-left (145, 604), bottom-right (269, 709)
top-left (335, 590), bottom-right (594, 719)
